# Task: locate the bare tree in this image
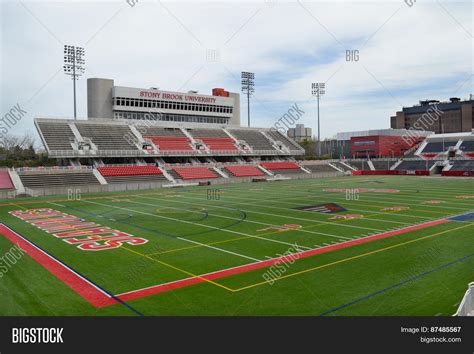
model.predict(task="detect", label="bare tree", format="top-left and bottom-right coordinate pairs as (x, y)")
top-left (0, 132), bottom-right (36, 150)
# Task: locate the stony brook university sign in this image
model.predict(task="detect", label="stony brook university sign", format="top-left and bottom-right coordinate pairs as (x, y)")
top-left (139, 90), bottom-right (218, 103)
top-left (9, 208), bottom-right (148, 251)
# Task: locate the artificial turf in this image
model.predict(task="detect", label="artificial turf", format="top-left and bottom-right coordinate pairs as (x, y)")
top-left (0, 175), bottom-right (472, 315)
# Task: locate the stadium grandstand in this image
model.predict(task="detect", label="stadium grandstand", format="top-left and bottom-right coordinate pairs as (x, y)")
top-left (1, 78), bottom-right (473, 200)
top-left (4, 120), bottom-right (474, 199)
top-left (339, 131), bottom-right (474, 177)
top-left (2, 107), bottom-right (333, 198)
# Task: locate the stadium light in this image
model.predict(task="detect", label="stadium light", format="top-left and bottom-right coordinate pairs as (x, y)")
top-left (241, 71), bottom-right (255, 127)
top-left (63, 45), bottom-right (85, 119)
top-left (312, 82), bottom-right (325, 156)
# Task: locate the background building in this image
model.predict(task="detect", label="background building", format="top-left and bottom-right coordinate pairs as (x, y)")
top-left (87, 78), bottom-right (240, 126)
top-left (336, 128), bottom-right (431, 158)
top-left (287, 124), bottom-right (312, 142)
top-left (391, 96), bottom-right (474, 134)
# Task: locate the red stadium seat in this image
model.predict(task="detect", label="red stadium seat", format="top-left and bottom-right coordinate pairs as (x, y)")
top-left (199, 137), bottom-right (238, 151)
top-left (224, 165), bottom-right (265, 177)
top-left (172, 167), bottom-right (218, 180)
top-left (0, 170), bottom-right (14, 189)
top-left (144, 136), bottom-right (194, 151)
top-left (259, 161), bottom-right (300, 170)
top-left (97, 166), bottom-right (163, 177)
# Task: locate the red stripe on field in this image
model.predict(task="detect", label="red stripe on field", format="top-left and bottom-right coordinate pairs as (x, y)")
top-left (116, 219), bottom-right (450, 305)
top-left (0, 224), bottom-right (115, 308)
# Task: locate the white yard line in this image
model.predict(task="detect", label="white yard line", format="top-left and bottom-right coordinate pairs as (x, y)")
top-left (81, 200), bottom-right (312, 256)
top-left (170, 189), bottom-right (425, 224)
top-left (47, 201), bottom-right (66, 208)
top-left (220, 187), bottom-right (469, 216)
top-left (135, 195), bottom-right (362, 237)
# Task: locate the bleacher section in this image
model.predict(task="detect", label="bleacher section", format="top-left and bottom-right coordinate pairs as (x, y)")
top-left (171, 167), bottom-right (219, 180)
top-left (259, 161), bottom-right (305, 175)
top-left (36, 121), bottom-right (75, 150)
top-left (141, 127), bottom-right (194, 152)
top-left (459, 140), bottom-right (474, 152)
top-left (395, 160), bottom-right (436, 171)
top-left (13, 121), bottom-right (472, 198)
top-left (421, 141), bottom-right (457, 153)
top-left (331, 161), bottom-right (353, 172)
top-left (303, 164), bottom-right (339, 173)
top-left (229, 130), bottom-right (276, 151)
top-left (76, 123), bottom-right (138, 151)
top-left (188, 129), bottom-right (238, 151)
top-left (0, 170), bottom-right (14, 189)
top-left (404, 143), bottom-right (421, 158)
top-left (266, 130), bottom-right (303, 151)
top-left (371, 160), bottom-right (395, 170)
top-left (203, 138), bottom-right (238, 151)
top-left (345, 160), bottom-right (370, 170)
top-left (97, 165), bottom-right (168, 184)
top-left (224, 165), bottom-right (265, 177)
top-left (98, 165), bottom-right (163, 176)
top-left (141, 127), bottom-right (186, 137)
top-left (19, 171), bottom-right (100, 189)
top-left (449, 160), bottom-right (474, 172)
top-left (260, 161), bottom-right (300, 170)
top-left (188, 129), bottom-right (228, 138)
top-left (35, 119), bottom-right (305, 158)
top-left (145, 136), bottom-right (194, 151)
top-left (271, 169), bottom-right (307, 175)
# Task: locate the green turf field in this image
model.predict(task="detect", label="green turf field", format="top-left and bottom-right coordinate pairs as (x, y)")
top-left (0, 175), bottom-right (473, 316)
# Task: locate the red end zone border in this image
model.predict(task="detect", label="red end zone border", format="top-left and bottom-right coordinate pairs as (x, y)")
top-left (0, 219), bottom-right (450, 308)
top-left (0, 224), bottom-right (115, 308)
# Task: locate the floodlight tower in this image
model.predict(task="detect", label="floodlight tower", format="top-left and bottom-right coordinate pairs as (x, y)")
top-left (241, 71), bottom-right (255, 127)
top-left (63, 45), bottom-right (85, 119)
top-left (312, 82), bottom-right (325, 156)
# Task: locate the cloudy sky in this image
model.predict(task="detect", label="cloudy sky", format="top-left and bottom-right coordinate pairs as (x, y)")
top-left (1, 0), bottom-right (472, 142)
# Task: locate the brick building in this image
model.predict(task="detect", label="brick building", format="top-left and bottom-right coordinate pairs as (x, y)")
top-left (391, 96), bottom-right (473, 134)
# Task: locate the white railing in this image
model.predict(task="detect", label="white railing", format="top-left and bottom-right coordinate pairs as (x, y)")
top-left (15, 166), bottom-right (93, 173)
top-left (96, 163), bottom-right (157, 167)
top-left (47, 149), bottom-right (300, 158)
top-left (455, 283), bottom-right (473, 316)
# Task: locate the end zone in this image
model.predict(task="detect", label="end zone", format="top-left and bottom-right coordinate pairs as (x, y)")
top-left (0, 224), bottom-right (115, 308)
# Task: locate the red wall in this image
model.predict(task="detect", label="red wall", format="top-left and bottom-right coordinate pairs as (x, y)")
top-left (352, 170), bottom-right (430, 176)
top-left (442, 171), bottom-right (474, 177)
top-left (350, 135), bottom-right (423, 158)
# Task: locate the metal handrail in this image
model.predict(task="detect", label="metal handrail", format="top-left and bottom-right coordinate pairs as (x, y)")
top-left (47, 149), bottom-right (302, 158)
top-left (15, 165), bottom-right (93, 172)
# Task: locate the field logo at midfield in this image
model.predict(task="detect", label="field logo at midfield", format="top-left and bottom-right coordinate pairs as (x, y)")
top-left (329, 214), bottom-right (363, 220)
top-left (324, 188), bottom-right (399, 193)
top-left (9, 208), bottom-right (148, 251)
top-left (294, 203), bottom-right (346, 213)
top-left (381, 206), bottom-right (410, 211)
top-left (257, 224), bottom-right (302, 232)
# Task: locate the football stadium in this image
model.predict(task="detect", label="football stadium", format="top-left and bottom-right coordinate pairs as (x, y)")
top-left (1, 4), bottom-right (474, 351)
top-left (0, 79), bottom-right (473, 317)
